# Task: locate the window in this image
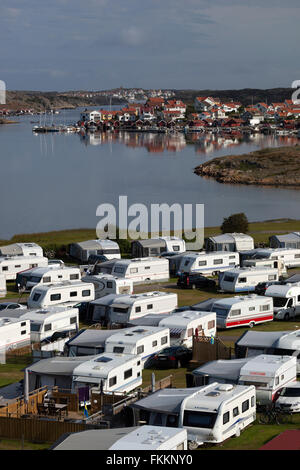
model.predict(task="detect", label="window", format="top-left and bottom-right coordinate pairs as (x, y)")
top-left (172, 245), bottom-right (180, 251)
top-left (230, 309), bottom-right (241, 317)
top-left (223, 411), bottom-right (230, 425)
top-left (251, 396), bottom-right (255, 407)
top-left (14, 265), bottom-right (21, 268)
top-left (43, 276), bottom-right (51, 283)
top-left (21, 330), bottom-right (27, 335)
top-left (2, 266), bottom-right (8, 271)
top-left (208, 320), bottom-right (215, 329)
top-left (281, 374), bottom-right (284, 381)
top-left (275, 376), bottom-right (279, 386)
top-left (32, 293), bottom-right (41, 302)
top-left (30, 264), bottom-right (38, 268)
top-left (295, 254), bottom-right (300, 259)
top-left (144, 266), bottom-right (150, 270)
top-left (58, 275), bottom-right (62, 279)
top-left (238, 277), bottom-right (247, 283)
top-left (107, 281), bottom-right (113, 289)
top-left (147, 304), bottom-right (153, 310)
top-left (187, 328), bottom-right (193, 337)
top-left (260, 304), bottom-right (270, 312)
top-left (229, 255), bottom-right (236, 259)
top-left (135, 306), bottom-right (141, 313)
top-left (161, 336), bottom-right (168, 345)
top-left (213, 259), bottom-right (223, 265)
top-left (224, 275), bottom-right (235, 282)
top-left (70, 274), bottom-right (79, 280)
top-left (113, 307), bottom-right (128, 313)
top-left (21, 322), bottom-right (26, 327)
top-left (114, 267), bottom-right (125, 274)
top-left (137, 360), bottom-right (141, 366)
top-left (44, 324), bottom-right (52, 332)
top-left (113, 346), bottom-right (124, 353)
top-left (124, 369), bottom-right (133, 380)
top-left (130, 268), bottom-right (138, 274)
top-left (50, 293), bottom-right (61, 301)
top-left (198, 260), bottom-right (207, 266)
top-left (82, 289), bottom-right (91, 297)
top-left (183, 411), bottom-right (217, 429)
top-left (70, 317), bottom-right (77, 324)
top-left (268, 275), bottom-right (277, 281)
top-left (233, 407), bottom-right (239, 417)
top-left (109, 376), bottom-right (117, 387)
top-left (70, 291), bottom-right (78, 297)
top-left (152, 340), bottom-right (157, 347)
top-left (249, 306), bottom-right (255, 311)
top-left (242, 400), bottom-right (249, 413)
top-left (137, 345), bottom-right (144, 354)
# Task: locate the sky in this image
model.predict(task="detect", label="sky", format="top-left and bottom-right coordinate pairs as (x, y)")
top-left (0, 0), bottom-right (300, 91)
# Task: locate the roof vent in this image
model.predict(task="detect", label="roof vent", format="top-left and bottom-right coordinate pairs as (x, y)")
top-left (217, 384), bottom-right (234, 392)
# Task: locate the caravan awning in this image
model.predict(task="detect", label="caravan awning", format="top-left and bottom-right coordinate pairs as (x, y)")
top-left (169, 328), bottom-right (184, 337)
top-left (73, 376), bottom-right (102, 384)
top-left (131, 388), bottom-right (198, 415)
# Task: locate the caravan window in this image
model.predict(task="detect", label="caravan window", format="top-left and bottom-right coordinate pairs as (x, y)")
top-left (43, 276), bottom-right (51, 283)
top-left (82, 289), bottom-right (91, 297)
top-left (147, 304), bottom-right (153, 310)
top-left (198, 261), bottom-right (207, 266)
top-left (242, 400), bottom-right (249, 413)
top-left (233, 407), bottom-right (239, 417)
top-left (260, 304), bottom-right (270, 312)
top-left (152, 340), bottom-right (158, 347)
top-left (114, 267), bottom-right (125, 274)
top-left (14, 265), bottom-right (21, 268)
top-left (161, 336), bottom-right (168, 345)
top-left (187, 328), bottom-right (193, 337)
top-left (50, 293), bottom-right (61, 301)
top-left (109, 376), bottom-right (117, 387)
top-left (172, 245), bottom-right (180, 251)
top-left (213, 259), bottom-right (223, 265)
top-left (249, 306), bottom-right (255, 311)
top-left (31, 323), bottom-right (41, 332)
top-left (229, 255), bottom-right (236, 259)
top-left (124, 369), bottom-right (133, 380)
top-left (135, 306), bottom-right (141, 313)
top-left (268, 275), bottom-right (277, 281)
top-left (113, 307), bottom-right (129, 313)
top-left (32, 293), bottom-right (41, 302)
top-left (70, 317), bottom-right (77, 324)
top-left (130, 268), bottom-right (138, 274)
top-left (70, 274), bottom-right (79, 280)
top-left (107, 281), bottom-right (113, 289)
top-left (208, 320), bottom-right (215, 329)
top-left (137, 345), bottom-right (144, 354)
top-left (2, 266), bottom-right (8, 271)
top-left (223, 412), bottom-right (230, 425)
top-left (251, 396), bottom-right (255, 407)
top-left (183, 410), bottom-right (217, 429)
top-left (70, 291), bottom-right (78, 297)
top-left (230, 309), bottom-right (241, 317)
top-left (295, 254), bottom-right (300, 259)
top-left (238, 277), bottom-right (247, 283)
top-left (223, 275), bottom-right (235, 283)
top-left (44, 323), bottom-right (52, 332)
top-left (113, 346), bottom-right (124, 353)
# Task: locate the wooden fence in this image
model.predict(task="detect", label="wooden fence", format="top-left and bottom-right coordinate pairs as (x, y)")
top-left (0, 387), bottom-right (48, 418)
top-left (189, 335), bottom-right (232, 370)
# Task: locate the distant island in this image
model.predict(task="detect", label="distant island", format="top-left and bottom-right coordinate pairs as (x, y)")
top-left (194, 145), bottom-right (300, 188)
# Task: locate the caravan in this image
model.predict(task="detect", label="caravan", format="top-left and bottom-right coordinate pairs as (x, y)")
top-left (27, 281), bottom-right (95, 309)
top-left (0, 274), bottom-right (6, 297)
top-left (209, 295), bottom-right (274, 329)
top-left (242, 258), bottom-right (287, 277)
top-left (0, 243), bottom-right (43, 258)
top-left (178, 252), bottom-right (239, 276)
top-left (0, 256), bottom-right (49, 281)
top-left (104, 326), bottom-right (170, 365)
top-left (81, 274), bottom-right (133, 298)
top-left (69, 239), bottom-right (121, 262)
top-left (109, 426), bottom-right (188, 451)
top-left (16, 266), bottom-right (81, 291)
top-left (158, 310), bottom-right (216, 348)
top-left (72, 353), bottom-right (143, 394)
top-left (265, 283), bottom-right (300, 320)
top-left (219, 267), bottom-right (279, 293)
top-left (0, 317), bottom-right (30, 352)
top-left (131, 382), bottom-right (256, 448)
top-left (95, 257), bottom-right (170, 284)
top-left (131, 237), bottom-right (186, 258)
top-left (240, 248), bottom-right (300, 269)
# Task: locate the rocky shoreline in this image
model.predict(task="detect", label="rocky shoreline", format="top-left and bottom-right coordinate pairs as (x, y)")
top-left (194, 145), bottom-right (300, 188)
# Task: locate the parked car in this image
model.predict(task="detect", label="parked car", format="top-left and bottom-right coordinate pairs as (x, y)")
top-left (275, 383), bottom-right (300, 413)
top-left (254, 281), bottom-right (283, 296)
top-left (0, 302), bottom-right (27, 311)
top-left (177, 272), bottom-right (216, 290)
top-left (151, 346), bottom-right (193, 369)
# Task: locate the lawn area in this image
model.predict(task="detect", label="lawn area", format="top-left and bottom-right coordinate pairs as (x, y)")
top-left (0, 362), bottom-right (28, 387)
top-left (0, 438), bottom-right (50, 450)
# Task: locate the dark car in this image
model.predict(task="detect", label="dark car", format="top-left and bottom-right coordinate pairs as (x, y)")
top-left (254, 280), bottom-right (283, 296)
top-left (151, 345), bottom-right (193, 369)
top-left (177, 272), bottom-right (216, 290)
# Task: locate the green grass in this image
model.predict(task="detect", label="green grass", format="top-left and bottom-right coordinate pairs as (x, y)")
top-left (0, 438), bottom-right (50, 450)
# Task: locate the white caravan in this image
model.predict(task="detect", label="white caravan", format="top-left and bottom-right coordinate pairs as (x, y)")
top-left (108, 292), bottom-right (178, 326)
top-left (0, 242), bottom-right (43, 258)
top-left (109, 426), bottom-right (188, 450)
top-left (0, 317), bottom-right (30, 352)
top-left (81, 274), bottom-right (133, 299)
top-left (104, 326), bottom-right (170, 365)
top-left (210, 295), bottom-right (274, 329)
top-left (72, 353), bottom-right (143, 394)
top-left (132, 383), bottom-right (256, 449)
top-left (0, 275), bottom-right (6, 297)
top-left (0, 256), bottom-right (49, 281)
top-left (159, 236), bottom-right (186, 253)
top-left (265, 283), bottom-right (300, 320)
top-left (241, 248), bottom-right (300, 268)
top-left (27, 281), bottom-right (95, 309)
top-left (219, 267), bottom-right (279, 293)
top-left (178, 252), bottom-right (239, 276)
top-left (17, 266), bottom-right (81, 291)
top-left (21, 306), bottom-right (79, 343)
top-left (239, 355), bottom-right (297, 405)
top-left (97, 257), bottom-right (170, 284)
top-left (158, 310), bottom-right (216, 348)
top-left (242, 258), bottom-right (287, 277)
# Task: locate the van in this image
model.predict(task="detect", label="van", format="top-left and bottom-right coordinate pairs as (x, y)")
top-left (265, 283), bottom-right (300, 320)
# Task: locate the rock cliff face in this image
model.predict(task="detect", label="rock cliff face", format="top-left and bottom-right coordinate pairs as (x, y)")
top-left (194, 146), bottom-right (300, 188)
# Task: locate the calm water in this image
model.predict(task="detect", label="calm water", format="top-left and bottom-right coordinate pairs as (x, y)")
top-left (0, 107), bottom-right (300, 239)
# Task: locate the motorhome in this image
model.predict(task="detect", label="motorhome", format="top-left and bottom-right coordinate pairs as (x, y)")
top-left (131, 237), bottom-right (186, 258)
top-left (265, 283), bottom-right (300, 320)
top-left (109, 426), bottom-right (188, 450)
top-left (178, 252), bottom-right (240, 276)
top-left (240, 248), bottom-right (300, 269)
top-left (16, 266), bottom-right (81, 291)
top-left (27, 281), bottom-right (95, 309)
top-left (234, 329), bottom-right (300, 373)
top-left (0, 317), bottom-right (30, 352)
top-left (72, 353), bottom-right (143, 394)
top-left (69, 239), bottom-right (121, 262)
top-left (0, 275), bottom-right (6, 297)
top-left (104, 326), bottom-right (170, 365)
top-left (81, 274), bottom-right (133, 299)
top-left (20, 306), bottom-right (79, 343)
top-left (219, 267), bottom-right (279, 293)
top-left (192, 355), bottom-right (297, 406)
top-left (0, 256), bottom-right (49, 281)
top-left (0, 242), bottom-right (43, 258)
top-left (95, 257), bottom-right (170, 284)
top-left (242, 258), bottom-right (287, 277)
top-left (158, 310), bottom-right (216, 348)
top-left (107, 292), bottom-right (178, 326)
top-left (131, 382), bottom-right (256, 449)
top-left (208, 295), bottom-right (274, 329)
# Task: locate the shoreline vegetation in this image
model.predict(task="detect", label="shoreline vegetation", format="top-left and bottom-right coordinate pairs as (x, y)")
top-left (194, 145), bottom-right (300, 188)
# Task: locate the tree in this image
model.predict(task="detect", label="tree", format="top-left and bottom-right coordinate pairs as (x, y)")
top-left (221, 213), bottom-right (249, 234)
